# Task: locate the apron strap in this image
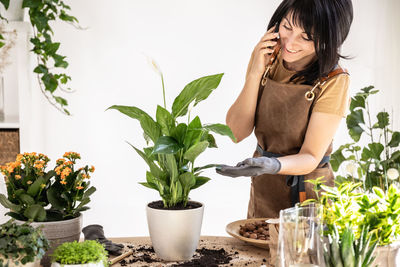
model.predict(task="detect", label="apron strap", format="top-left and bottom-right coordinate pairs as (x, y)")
top-left (256, 144), bottom-right (330, 206)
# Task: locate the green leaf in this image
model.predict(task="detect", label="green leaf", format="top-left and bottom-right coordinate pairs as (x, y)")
top-left (179, 172), bottom-right (196, 195)
top-left (375, 112), bottom-right (389, 129)
top-left (0, 194), bottom-right (21, 212)
top-left (127, 142), bottom-right (165, 180)
top-left (206, 133), bottom-right (217, 148)
top-left (107, 105), bottom-right (161, 143)
top-left (24, 204), bottom-right (46, 221)
top-left (156, 105), bottom-right (175, 135)
top-left (0, 0), bottom-right (10, 9)
top-left (42, 73), bottom-right (58, 93)
top-left (203, 123), bottom-right (236, 142)
top-left (46, 42), bottom-right (60, 56)
top-left (47, 186), bottom-right (67, 210)
top-left (83, 186), bottom-right (96, 199)
top-left (346, 109), bottom-right (365, 142)
top-left (53, 54), bottom-right (68, 68)
top-left (171, 73), bottom-right (224, 118)
top-left (19, 194), bottom-right (35, 205)
top-left (388, 132), bottom-right (400, 147)
top-left (27, 177), bottom-right (46, 197)
top-left (33, 64), bottom-right (48, 74)
top-left (170, 181), bottom-right (183, 206)
top-left (184, 116), bottom-right (203, 149)
top-left (54, 96), bottom-right (68, 106)
top-left (165, 154), bottom-right (178, 183)
top-left (360, 85), bottom-right (376, 94)
top-left (171, 123), bottom-right (187, 146)
top-left (349, 95), bottom-right (365, 111)
top-left (139, 182), bottom-right (158, 190)
top-left (22, 0), bottom-right (40, 8)
top-left (152, 136), bottom-right (181, 154)
top-left (330, 146), bottom-right (347, 172)
top-left (76, 197), bottom-right (90, 211)
top-left (184, 141), bottom-right (209, 162)
top-left (361, 143), bottom-right (384, 160)
top-left (341, 227), bottom-right (355, 267)
top-left (191, 176), bottom-right (211, 189)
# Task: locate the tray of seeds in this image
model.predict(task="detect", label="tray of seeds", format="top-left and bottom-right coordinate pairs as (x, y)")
top-left (225, 218), bottom-right (279, 249)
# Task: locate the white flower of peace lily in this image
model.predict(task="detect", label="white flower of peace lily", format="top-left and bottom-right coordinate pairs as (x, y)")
top-left (387, 168), bottom-right (399, 180)
top-left (345, 162), bottom-right (357, 176)
top-left (145, 55), bottom-right (162, 76)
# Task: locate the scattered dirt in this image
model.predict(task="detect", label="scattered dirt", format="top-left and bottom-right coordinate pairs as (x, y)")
top-left (119, 245), bottom-right (234, 266)
top-left (148, 200), bottom-right (202, 210)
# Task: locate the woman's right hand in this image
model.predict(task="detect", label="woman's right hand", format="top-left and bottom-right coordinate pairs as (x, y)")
top-left (246, 26), bottom-right (279, 79)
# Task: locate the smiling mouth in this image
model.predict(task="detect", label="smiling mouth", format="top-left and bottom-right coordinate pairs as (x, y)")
top-left (285, 47), bottom-right (300, 54)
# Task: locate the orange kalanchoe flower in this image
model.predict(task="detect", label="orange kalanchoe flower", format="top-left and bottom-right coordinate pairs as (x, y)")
top-left (56, 158), bottom-right (65, 165)
top-left (76, 186), bottom-right (84, 190)
top-left (55, 166), bottom-right (63, 175)
top-left (16, 154), bottom-right (23, 162)
top-left (89, 166), bottom-right (95, 172)
top-left (15, 175), bottom-right (21, 180)
top-left (60, 180), bottom-right (67, 185)
top-left (27, 181), bottom-right (32, 185)
top-left (61, 167), bottom-right (72, 180)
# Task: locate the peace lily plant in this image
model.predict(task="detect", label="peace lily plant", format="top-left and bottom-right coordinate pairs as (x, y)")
top-left (108, 58), bottom-right (235, 208)
top-left (108, 57), bottom-right (235, 261)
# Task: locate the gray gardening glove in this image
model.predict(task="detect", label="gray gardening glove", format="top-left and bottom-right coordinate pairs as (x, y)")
top-left (82, 224), bottom-right (125, 256)
top-left (215, 157), bottom-right (281, 177)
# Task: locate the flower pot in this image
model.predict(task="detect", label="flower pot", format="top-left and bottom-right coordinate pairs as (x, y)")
top-left (0, 258), bottom-right (40, 267)
top-left (17, 215), bottom-right (83, 267)
top-left (51, 261), bottom-right (105, 267)
top-left (0, 0), bottom-right (24, 21)
top-left (372, 242), bottom-right (400, 267)
top-left (146, 201), bottom-right (204, 261)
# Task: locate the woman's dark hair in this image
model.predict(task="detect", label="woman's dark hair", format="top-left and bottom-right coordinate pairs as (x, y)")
top-left (268, 0), bottom-right (353, 85)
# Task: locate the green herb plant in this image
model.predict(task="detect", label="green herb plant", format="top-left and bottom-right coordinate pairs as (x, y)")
top-left (330, 86), bottom-right (400, 191)
top-left (306, 178), bottom-right (400, 246)
top-left (0, 152), bottom-right (96, 222)
top-left (0, 0), bottom-right (80, 114)
top-left (0, 219), bottom-right (49, 267)
top-left (324, 224), bottom-right (377, 267)
top-left (51, 240), bottom-right (108, 266)
top-left (108, 59), bottom-right (235, 208)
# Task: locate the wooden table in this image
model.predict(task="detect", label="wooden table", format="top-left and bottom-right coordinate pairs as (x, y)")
top-left (108, 236), bottom-right (273, 267)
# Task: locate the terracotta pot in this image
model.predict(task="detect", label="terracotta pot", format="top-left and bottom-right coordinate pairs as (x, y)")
top-left (372, 242), bottom-right (400, 267)
top-left (0, 0), bottom-right (24, 21)
top-left (146, 201), bottom-right (204, 261)
top-left (17, 215), bottom-right (83, 267)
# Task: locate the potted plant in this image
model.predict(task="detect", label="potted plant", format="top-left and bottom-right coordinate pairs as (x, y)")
top-left (0, 0), bottom-right (80, 114)
top-left (306, 178), bottom-right (400, 266)
top-left (330, 86), bottom-right (400, 192)
top-left (108, 58), bottom-right (235, 261)
top-left (0, 152), bottom-right (97, 267)
top-left (51, 240), bottom-right (108, 267)
top-left (0, 219), bottom-right (49, 267)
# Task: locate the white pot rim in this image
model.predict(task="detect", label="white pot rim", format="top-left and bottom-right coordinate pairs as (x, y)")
top-left (147, 200), bottom-right (204, 212)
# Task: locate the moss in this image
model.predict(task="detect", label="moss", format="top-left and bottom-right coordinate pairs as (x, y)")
top-left (51, 240), bottom-right (108, 265)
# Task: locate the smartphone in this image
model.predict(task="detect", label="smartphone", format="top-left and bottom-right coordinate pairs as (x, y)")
top-left (268, 22), bottom-right (281, 54)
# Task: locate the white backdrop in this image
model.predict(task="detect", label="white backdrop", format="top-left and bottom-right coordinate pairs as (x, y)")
top-left (1, 0), bottom-right (400, 237)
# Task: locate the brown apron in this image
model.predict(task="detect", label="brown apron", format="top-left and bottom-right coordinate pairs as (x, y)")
top-left (247, 54), bottom-right (348, 219)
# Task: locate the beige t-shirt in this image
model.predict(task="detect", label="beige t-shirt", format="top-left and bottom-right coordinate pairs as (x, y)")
top-left (270, 55), bottom-right (350, 117)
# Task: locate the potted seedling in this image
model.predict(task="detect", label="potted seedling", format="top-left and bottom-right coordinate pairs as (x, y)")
top-left (0, 219), bottom-right (49, 267)
top-left (108, 58), bottom-right (235, 261)
top-left (0, 152), bottom-right (97, 267)
top-left (51, 240), bottom-right (108, 267)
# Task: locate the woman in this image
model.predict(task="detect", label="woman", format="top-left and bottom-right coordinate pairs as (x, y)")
top-left (216, 0), bottom-right (353, 218)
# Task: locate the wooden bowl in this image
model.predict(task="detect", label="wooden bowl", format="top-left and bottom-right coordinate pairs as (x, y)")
top-left (226, 218), bottom-right (276, 249)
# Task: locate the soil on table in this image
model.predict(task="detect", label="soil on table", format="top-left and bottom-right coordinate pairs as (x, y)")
top-left (148, 200), bottom-right (202, 210)
top-left (119, 245), bottom-right (234, 267)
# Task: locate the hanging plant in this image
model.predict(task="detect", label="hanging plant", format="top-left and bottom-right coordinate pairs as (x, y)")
top-left (0, 0), bottom-right (80, 115)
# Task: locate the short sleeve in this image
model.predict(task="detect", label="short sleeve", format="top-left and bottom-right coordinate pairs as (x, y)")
top-left (312, 74), bottom-right (350, 117)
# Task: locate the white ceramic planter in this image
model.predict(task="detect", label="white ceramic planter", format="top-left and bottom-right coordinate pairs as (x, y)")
top-left (146, 201), bottom-right (204, 261)
top-left (51, 261), bottom-right (105, 267)
top-left (0, 0), bottom-right (24, 21)
top-left (373, 242), bottom-right (400, 266)
top-left (17, 215), bottom-right (83, 267)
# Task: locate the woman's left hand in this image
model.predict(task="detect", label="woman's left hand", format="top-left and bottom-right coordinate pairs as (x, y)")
top-left (216, 157), bottom-right (281, 177)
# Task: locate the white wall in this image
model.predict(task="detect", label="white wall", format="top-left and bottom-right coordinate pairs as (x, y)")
top-left (1, 0), bottom-right (400, 237)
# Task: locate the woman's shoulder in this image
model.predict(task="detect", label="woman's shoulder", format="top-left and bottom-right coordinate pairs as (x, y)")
top-left (320, 66), bottom-right (350, 91)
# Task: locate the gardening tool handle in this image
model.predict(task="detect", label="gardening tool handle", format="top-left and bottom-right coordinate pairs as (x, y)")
top-left (110, 250), bottom-right (133, 265)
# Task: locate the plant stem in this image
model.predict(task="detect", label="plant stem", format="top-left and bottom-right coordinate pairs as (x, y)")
top-left (366, 99), bottom-right (374, 143)
top-left (161, 73), bottom-right (166, 109)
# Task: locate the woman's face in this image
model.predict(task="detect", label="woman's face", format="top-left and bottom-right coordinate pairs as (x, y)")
top-left (278, 14), bottom-right (316, 63)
